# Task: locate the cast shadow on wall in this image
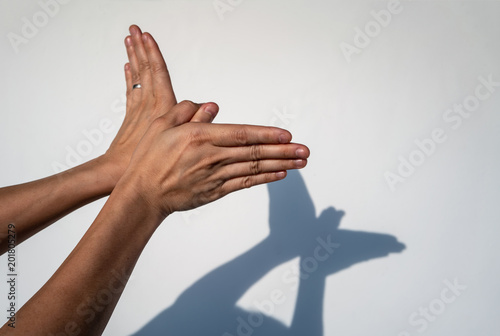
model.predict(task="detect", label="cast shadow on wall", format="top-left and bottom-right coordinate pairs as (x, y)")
top-left (131, 170), bottom-right (405, 336)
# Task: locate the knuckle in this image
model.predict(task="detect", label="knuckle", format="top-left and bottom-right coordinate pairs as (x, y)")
top-left (172, 100), bottom-right (199, 123)
top-left (150, 116), bottom-right (166, 130)
top-left (150, 62), bottom-right (165, 75)
top-left (178, 100), bottom-right (196, 109)
top-left (249, 160), bottom-right (261, 175)
top-left (234, 128), bottom-right (248, 145)
top-left (186, 124), bottom-right (205, 144)
top-left (242, 176), bottom-right (253, 189)
top-left (131, 72), bottom-right (140, 83)
top-left (250, 144), bottom-right (262, 160)
top-left (139, 60), bottom-right (151, 71)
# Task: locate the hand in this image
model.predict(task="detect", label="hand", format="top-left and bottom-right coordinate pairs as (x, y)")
top-left (117, 102), bottom-right (310, 219)
top-left (100, 25), bottom-right (217, 185)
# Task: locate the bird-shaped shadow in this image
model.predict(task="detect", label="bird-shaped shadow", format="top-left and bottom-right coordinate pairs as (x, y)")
top-left (130, 170), bottom-right (405, 336)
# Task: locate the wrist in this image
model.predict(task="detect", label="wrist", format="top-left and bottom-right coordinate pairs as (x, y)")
top-left (54, 157), bottom-right (118, 198)
top-left (90, 154), bottom-right (127, 191)
top-left (113, 171), bottom-right (169, 227)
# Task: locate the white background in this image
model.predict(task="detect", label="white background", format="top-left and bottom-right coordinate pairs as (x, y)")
top-left (1, 1), bottom-right (499, 335)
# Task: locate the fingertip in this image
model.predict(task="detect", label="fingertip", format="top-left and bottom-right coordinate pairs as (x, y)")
top-left (303, 145), bottom-right (310, 158)
top-left (125, 35), bottom-right (132, 46)
top-left (143, 32), bottom-right (161, 53)
top-left (204, 102), bottom-right (219, 119)
top-left (276, 171), bottom-right (287, 179)
top-left (278, 131), bottom-right (292, 144)
top-left (129, 24), bottom-right (141, 35)
top-left (295, 145), bottom-right (310, 159)
top-left (276, 128), bottom-right (292, 143)
top-left (294, 159), bottom-right (307, 168)
top-left (142, 32), bottom-right (156, 43)
top-left (124, 62), bottom-right (130, 71)
top-left (190, 102), bottom-right (219, 123)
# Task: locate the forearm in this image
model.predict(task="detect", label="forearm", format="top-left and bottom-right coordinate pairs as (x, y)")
top-left (0, 156), bottom-right (117, 254)
top-left (1, 180), bottom-right (163, 335)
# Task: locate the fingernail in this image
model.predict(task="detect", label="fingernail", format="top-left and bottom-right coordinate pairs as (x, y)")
top-left (276, 171), bottom-right (286, 179)
top-left (205, 105), bottom-right (218, 117)
top-left (279, 134), bottom-right (289, 144)
top-left (142, 33), bottom-right (148, 42)
top-left (294, 159), bottom-right (306, 167)
top-left (125, 36), bottom-right (132, 46)
top-left (296, 148), bottom-right (306, 158)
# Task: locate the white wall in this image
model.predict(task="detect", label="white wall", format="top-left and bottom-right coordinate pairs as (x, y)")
top-left (1, 1), bottom-right (499, 335)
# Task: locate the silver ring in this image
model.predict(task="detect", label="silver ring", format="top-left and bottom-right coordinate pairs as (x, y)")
top-left (132, 84), bottom-right (142, 89)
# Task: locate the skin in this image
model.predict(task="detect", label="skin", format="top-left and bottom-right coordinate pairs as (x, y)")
top-left (0, 25), bottom-right (309, 335)
top-left (0, 25), bottom-right (215, 254)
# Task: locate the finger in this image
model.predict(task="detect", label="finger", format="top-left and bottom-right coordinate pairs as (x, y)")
top-left (215, 159), bottom-right (307, 180)
top-left (159, 100), bottom-right (203, 127)
top-left (206, 143), bottom-right (309, 168)
top-left (220, 171), bottom-right (288, 196)
top-left (124, 35), bottom-right (141, 92)
top-left (190, 102), bottom-right (218, 123)
top-left (124, 63), bottom-right (132, 94)
top-left (222, 144), bottom-right (310, 164)
top-left (129, 25), bottom-right (153, 96)
top-left (207, 124), bottom-right (293, 147)
top-left (124, 62), bottom-right (136, 111)
top-left (142, 32), bottom-right (177, 108)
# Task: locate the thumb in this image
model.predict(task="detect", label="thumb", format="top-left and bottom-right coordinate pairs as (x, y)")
top-left (161, 100), bottom-right (202, 126)
top-left (190, 102), bottom-right (219, 123)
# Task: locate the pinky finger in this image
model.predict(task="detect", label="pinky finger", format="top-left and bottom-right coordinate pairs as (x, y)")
top-left (221, 171), bottom-right (287, 196)
top-left (124, 63), bottom-right (134, 110)
top-left (125, 63), bottom-right (133, 94)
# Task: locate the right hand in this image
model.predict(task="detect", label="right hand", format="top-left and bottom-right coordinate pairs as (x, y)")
top-left (118, 101), bottom-right (310, 219)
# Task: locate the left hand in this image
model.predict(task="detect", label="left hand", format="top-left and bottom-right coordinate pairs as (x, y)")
top-left (101, 25), bottom-right (217, 185)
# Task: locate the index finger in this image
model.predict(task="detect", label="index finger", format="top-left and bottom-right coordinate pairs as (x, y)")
top-left (142, 32), bottom-right (177, 108)
top-left (207, 124), bottom-right (292, 147)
